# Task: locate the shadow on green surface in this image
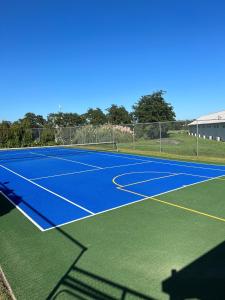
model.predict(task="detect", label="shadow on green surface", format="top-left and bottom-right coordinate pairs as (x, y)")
top-left (0, 181), bottom-right (86, 247)
top-left (47, 264), bottom-right (155, 300)
top-left (0, 182), bottom-right (155, 300)
top-left (162, 240), bottom-right (225, 299)
top-left (0, 182), bottom-right (21, 217)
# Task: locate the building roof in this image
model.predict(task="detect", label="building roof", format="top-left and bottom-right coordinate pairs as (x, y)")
top-left (188, 110), bottom-right (225, 125)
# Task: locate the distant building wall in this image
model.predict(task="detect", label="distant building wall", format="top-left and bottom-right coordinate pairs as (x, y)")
top-left (189, 122), bottom-right (225, 141)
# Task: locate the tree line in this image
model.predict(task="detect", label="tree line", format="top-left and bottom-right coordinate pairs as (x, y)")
top-left (0, 91), bottom-right (176, 130)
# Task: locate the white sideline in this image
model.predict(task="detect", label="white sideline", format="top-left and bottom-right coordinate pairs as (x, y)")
top-left (30, 159), bottom-right (225, 182)
top-left (0, 164), bottom-right (94, 216)
top-left (90, 151), bottom-right (225, 172)
top-left (0, 190), bottom-right (44, 231)
top-left (117, 173), bottom-right (225, 199)
top-left (25, 149), bottom-right (225, 181)
top-left (43, 172), bottom-right (225, 231)
top-left (113, 171), bottom-right (216, 188)
top-left (2, 150), bottom-right (225, 231)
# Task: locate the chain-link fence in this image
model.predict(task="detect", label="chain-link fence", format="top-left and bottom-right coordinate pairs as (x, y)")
top-left (1, 119), bottom-right (225, 159)
top-left (114, 120), bottom-right (225, 159)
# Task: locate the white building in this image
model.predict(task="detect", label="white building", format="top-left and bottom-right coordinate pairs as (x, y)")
top-left (188, 110), bottom-right (225, 141)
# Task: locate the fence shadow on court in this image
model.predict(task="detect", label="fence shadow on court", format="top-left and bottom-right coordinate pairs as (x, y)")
top-left (3, 181), bottom-right (225, 299)
top-left (0, 181), bottom-right (155, 300)
top-left (162, 240), bottom-right (225, 299)
top-left (0, 182), bottom-right (21, 217)
top-left (47, 264), bottom-right (155, 300)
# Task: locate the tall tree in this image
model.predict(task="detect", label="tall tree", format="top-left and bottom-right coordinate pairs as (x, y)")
top-left (106, 104), bottom-right (131, 124)
top-left (84, 108), bottom-right (107, 125)
top-left (132, 91), bottom-right (176, 123)
top-left (0, 121), bottom-right (12, 147)
top-left (17, 113), bottom-right (46, 128)
top-left (0, 120), bottom-right (11, 129)
top-left (47, 113), bottom-right (85, 127)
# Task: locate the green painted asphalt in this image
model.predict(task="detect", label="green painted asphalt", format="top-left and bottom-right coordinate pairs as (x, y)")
top-left (1, 176), bottom-right (225, 299)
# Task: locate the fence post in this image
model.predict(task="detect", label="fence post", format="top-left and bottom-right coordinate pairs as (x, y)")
top-left (38, 128), bottom-right (41, 143)
top-left (112, 125), bottom-right (115, 144)
top-left (132, 124), bottom-right (135, 150)
top-left (159, 122), bottom-right (162, 153)
top-left (196, 120), bottom-right (199, 157)
top-left (96, 126), bottom-right (98, 143)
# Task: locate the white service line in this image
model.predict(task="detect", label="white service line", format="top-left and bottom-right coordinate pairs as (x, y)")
top-left (30, 159), bottom-right (225, 182)
top-left (0, 191), bottom-right (45, 231)
top-left (178, 172), bottom-right (213, 179)
top-left (30, 160), bottom-right (154, 181)
top-left (121, 174), bottom-right (179, 188)
top-left (112, 170), bottom-right (218, 189)
top-left (44, 172), bottom-right (225, 231)
top-left (118, 173), bottom-right (225, 199)
top-left (29, 151), bottom-right (103, 169)
top-left (91, 151), bottom-right (225, 172)
top-left (30, 168), bottom-right (100, 180)
top-left (0, 164), bottom-right (94, 215)
top-left (112, 171), bottom-right (176, 187)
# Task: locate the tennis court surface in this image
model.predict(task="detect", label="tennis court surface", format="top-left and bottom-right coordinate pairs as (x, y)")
top-left (1, 144), bottom-right (225, 231)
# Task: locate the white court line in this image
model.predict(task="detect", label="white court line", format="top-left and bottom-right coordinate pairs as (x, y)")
top-left (30, 168), bottom-right (100, 180)
top-left (90, 151), bottom-right (225, 172)
top-left (2, 151), bottom-right (225, 231)
top-left (112, 171), bottom-right (177, 187)
top-left (0, 164), bottom-right (94, 216)
top-left (118, 173), bottom-right (225, 199)
top-left (112, 171), bottom-right (217, 188)
top-left (30, 159), bottom-right (225, 182)
top-left (29, 151), bottom-right (103, 169)
top-left (0, 191), bottom-right (44, 231)
top-left (179, 172), bottom-right (213, 179)
top-left (43, 172), bottom-right (225, 231)
top-left (30, 160), bottom-right (154, 181)
top-left (121, 174), bottom-right (179, 188)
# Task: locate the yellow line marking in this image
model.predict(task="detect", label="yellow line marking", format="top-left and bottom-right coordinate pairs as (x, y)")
top-left (117, 187), bottom-right (225, 223)
top-left (113, 171), bottom-right (225, 223)
top-left (150, 197), bottom-right (225, 223)
top-left (112, 171), bottom-right (225, 188)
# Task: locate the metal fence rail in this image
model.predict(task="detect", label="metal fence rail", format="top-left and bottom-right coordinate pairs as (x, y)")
top-left (1, 118), bottom-right (225, 159)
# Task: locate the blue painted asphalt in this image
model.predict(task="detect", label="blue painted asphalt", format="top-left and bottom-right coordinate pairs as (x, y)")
top-left (1, 149), bottom-right (225, 230)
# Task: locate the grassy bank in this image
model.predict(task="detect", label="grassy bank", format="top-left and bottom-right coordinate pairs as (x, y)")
top-left (118, 131), bottom-right (225, 165)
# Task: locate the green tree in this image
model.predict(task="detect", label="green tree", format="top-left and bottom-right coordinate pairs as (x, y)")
top-left (47, 113), bottom-right (85, 127)
top-left (0, 121), bottom-right (12, 147)
top-left (106, 104), bottom-right (131, 124)
top-left (133, 91), bottom-right (176, 123)
top-left (17, 113), bottom-right (46, 128)
top-left (84, 108), bottom-right (107, 125)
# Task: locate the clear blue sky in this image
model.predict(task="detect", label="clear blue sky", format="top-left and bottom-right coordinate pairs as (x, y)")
top-left (1, 0), bottom-right (225, 121)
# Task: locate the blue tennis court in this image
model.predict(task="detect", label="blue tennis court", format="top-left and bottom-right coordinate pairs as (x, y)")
top-left (1, 146), bottom-right (225, 231)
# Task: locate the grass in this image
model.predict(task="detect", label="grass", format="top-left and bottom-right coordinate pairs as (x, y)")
top-left (117, 131), bottom-right (225, 165)
top-left (1, 136), bottom-right (225, 299)
top-left (1, 172), bottom-right (225, 299)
